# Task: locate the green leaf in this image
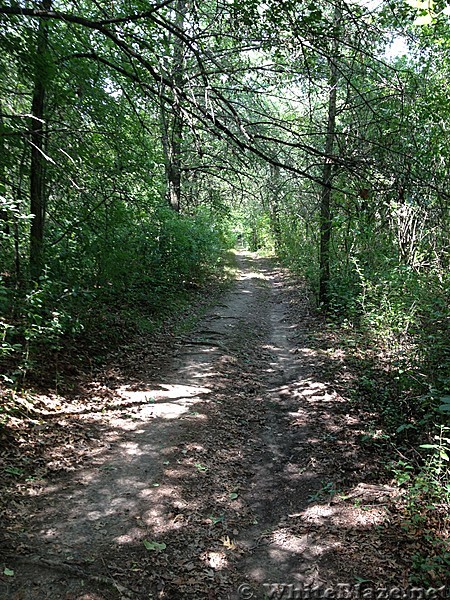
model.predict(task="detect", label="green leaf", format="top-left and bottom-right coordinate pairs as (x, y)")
top-left (194, 463), bottom-right (208, 472)
top-left (143, 540), bottom-right (166, 551)
top-left (209, 514), bottom-right (225, 524)
top-left (3, 568), bottom-right (14, 577)
top-left (4, 466), bottom-right (23, 476)
top-left (396, 423), bottom-right (415, 433)
top-left (229, 492), bottom-right (239, 500)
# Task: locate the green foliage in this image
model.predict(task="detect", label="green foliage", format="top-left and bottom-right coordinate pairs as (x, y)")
top-left (392, 428), bottom-right (450, 503)
top-left (0, 204), bottom-right (230, 381)
top-left (390, 425), bottom-right (450, 586)
top-left (0, 273), bottom-right (85, 381)
top-left (277, 214), bottom-right (319, 286)
top-left (235, 208), bottom-right (275, 253)
top-left (307, 481), bottom-right (339, 503)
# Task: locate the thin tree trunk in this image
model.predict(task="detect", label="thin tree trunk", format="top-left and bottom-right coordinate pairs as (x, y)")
top-left (160, 0), bottom-right (186, 212)
top-left (0, 102), bottom-right (9, 234)
top-left (269, 164), bottom-right (282, 250)
top-left (318, 3), bottom-right (341, 306)
top-left (29, 0), bottom-right (52, 279)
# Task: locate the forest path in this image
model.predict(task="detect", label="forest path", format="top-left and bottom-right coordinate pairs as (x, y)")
top-left (2, 253), bottom-right (407, 599)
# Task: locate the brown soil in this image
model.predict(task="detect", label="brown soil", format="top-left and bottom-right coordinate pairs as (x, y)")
top-left (1, 253), bottom-right (415, 599)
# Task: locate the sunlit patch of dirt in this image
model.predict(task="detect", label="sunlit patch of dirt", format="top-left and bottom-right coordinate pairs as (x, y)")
top-left (295, 502), bottom-right (387, 528)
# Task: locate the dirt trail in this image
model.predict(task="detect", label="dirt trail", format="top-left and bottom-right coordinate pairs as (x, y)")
top-left (1, 253), bottom-right (408, 599)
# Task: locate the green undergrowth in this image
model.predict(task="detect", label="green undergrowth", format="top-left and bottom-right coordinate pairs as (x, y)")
top-left (1, 213), bottom-right (237, 415)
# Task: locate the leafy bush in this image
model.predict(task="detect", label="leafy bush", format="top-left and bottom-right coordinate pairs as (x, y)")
top-left (0, 200), bottom-right (231, 382)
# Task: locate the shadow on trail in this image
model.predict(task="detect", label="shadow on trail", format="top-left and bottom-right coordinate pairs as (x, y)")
top-left (1, 253), bottom-right (410, 600)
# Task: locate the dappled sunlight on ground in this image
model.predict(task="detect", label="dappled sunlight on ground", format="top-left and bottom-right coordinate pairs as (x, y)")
top-left (114, 382), bottom-right (212, 419)
top-left (119, 382), bottom-right (211, 400)
top-left (298, 502), bottom-right (386, 528)
top-left (2, 253), bottom-right (411, 599)
top-left (238, 270), bottom-right (269, 281)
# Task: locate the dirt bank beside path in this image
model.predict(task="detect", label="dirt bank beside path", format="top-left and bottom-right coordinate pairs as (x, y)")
top-left (1, 253), bottom-right (411, 599)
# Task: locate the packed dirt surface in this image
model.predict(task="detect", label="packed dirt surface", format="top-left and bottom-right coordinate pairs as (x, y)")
top-left (1, 253), bottom-right (413, 599)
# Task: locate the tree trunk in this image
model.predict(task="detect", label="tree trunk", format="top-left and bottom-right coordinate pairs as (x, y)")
top-left (29, 0), bottom-right (52, 280)
top-left (318, 3), bottom-right (341, 307)
top-left (269, 164), bottom-right (282, 250)
top-left (0, 102), bottom-right (9, 234)
top-left (160, 0), bottom-right (186, 212)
